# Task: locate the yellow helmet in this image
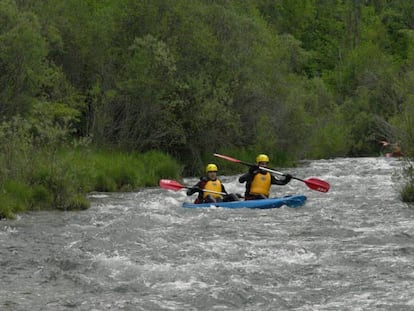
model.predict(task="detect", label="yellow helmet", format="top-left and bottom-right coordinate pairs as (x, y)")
top-left (256, 154), bottom-right (270, 163)
top-left (205, 163), bottom-right (218, 173)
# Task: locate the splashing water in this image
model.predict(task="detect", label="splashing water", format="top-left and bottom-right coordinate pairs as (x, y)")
top-left (1, 157), bottom-right (413, 310)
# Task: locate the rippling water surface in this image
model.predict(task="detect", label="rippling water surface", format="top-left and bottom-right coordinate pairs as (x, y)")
top-left (1, 157), bottom-right (414, 310)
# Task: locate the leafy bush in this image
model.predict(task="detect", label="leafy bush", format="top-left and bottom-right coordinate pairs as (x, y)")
top-left (401, 183), bottom-right (414, 203)
top-left (64, 194), bottom-right (90, 211)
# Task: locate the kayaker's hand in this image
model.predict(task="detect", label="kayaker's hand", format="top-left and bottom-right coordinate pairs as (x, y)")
top-left (249, 165), bottom-right (260, 174)
top-left (187, 187), bottom-right (200, 195)
top-left (284, 174), bottom-right (292, 183)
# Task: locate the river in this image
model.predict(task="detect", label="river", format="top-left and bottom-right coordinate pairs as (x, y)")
top-left (1, 157), bottom-right (413, 311)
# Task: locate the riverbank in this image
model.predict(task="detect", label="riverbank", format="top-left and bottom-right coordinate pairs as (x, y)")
top-left (2, 143), bottom-right (412, 219)
top-left (0, 148), bottom-right (181, 219)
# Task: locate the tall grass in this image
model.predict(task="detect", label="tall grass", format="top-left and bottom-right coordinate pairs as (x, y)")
top-left (0, 147), bottom-right (181, 219)
top-left (0, 116), bottom-right (181, 218)
top-left (400, 161), bottom-right (414, 203)
top-left (0, 114), bottom-right (299, 218)
top-left (62, 148), bottom-right (182, 192)
top-left (0, 105), bottom-right (183, 219)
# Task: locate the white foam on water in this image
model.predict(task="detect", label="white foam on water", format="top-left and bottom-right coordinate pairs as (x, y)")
top-left (153, 277), bottom-right (209, 291)
top-left (88, 193), bottom-right (110, 199)
top-left (1, 225), bottom-right (18, 234)
top-left (2, 157), bottom-right (413, 311)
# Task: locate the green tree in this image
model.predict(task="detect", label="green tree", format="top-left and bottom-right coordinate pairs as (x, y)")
top-left (94, 35), bottom-right (186, 152)
top-left (0, 0), bottom-right (47, 117)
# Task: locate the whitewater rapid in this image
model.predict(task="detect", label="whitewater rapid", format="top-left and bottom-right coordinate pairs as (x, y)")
top-left (1, 157), bottom-right (413, 310)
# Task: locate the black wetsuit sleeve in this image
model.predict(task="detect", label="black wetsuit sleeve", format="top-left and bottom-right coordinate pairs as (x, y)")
top-left (186, 185), bottom-right (199, 195)
top-left (239, 166), bottom-right (259, 183)
top-left (270, 174), bottom-right (292, 185)
top-left (238, 173), bottom-right (249, 183)
top-left (186, 178), bottom-right (206, 195)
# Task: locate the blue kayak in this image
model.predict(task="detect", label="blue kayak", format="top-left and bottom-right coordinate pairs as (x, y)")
top-left (182, 195), bottom-right (307, 209)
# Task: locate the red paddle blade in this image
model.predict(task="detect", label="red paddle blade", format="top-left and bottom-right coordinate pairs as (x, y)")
top-left (159, 179), bottom-right (185, 191)
top-left (213, 153), bottom-right (242, 163)
top-left (304, 178), bottom-right (330, 192)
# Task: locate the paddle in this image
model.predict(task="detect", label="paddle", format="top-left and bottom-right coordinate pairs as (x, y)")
top-left (159, 179), bottom-right (226, 195)
top-left (213, 153), bottom-right (330, 193)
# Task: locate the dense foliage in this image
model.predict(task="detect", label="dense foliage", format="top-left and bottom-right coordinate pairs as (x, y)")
top-left (3, 0), bottom-right (414, 161)
top-left (1, 0), bottom-right (414, 216)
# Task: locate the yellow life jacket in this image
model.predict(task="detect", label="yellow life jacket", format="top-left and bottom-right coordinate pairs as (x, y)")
top-left (249, 172), bottom-right (271, 197)
top-left (203, 179), bottom-right (223, 199)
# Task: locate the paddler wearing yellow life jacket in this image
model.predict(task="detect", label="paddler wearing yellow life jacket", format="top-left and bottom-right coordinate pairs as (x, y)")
top-left (186, 164), bottom-right (240, 204)
top-left (239, 154), bottom-right (292, 200)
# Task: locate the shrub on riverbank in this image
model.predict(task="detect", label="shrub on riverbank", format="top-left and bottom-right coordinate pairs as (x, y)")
top-left (0, 87), bottom-right (183, 218)
top-left (0, 145), bottom-right (181, 219)
top-left (401, 162), bottom-right (414, 203)
top-left (61, 148), bottom-right (182, 192)
top-left (401, 183), bottom-right (414, 203)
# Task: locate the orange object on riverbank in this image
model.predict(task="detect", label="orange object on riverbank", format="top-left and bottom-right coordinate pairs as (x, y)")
top-left (379, 140), bottom-right (404, 157)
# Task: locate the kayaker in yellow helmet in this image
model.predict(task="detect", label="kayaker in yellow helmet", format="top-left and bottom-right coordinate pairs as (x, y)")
top-left (187, 163), bottom-right (239, 204)
top-left (239, 154), bottom-right (292, 200)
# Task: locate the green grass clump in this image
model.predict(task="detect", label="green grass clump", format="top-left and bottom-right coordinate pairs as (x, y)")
top-left (0, 147), bottom-right (182, 219)
top-left (0, 198), bottom-right (16, 219)
top-left (94, 173), bottom-right (118, 192)
top-left (64, 194), bottom-right (90, 211)
top-left (0, 117), bottom-right (182, 218)
top-left (0, 180), bottom-right (32, 218)
top-left (66, 148), bottom-right (181, 192)
top-left (30, 184), bottom-right (53, 209)
top-left (401, 182), bottom-right (414, 203)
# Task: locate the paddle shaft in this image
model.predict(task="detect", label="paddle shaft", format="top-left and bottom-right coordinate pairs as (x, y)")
top-left (255, 167), bottom-right (311, 184)
top-left (213, 153), bottom-right (286, 176)
top-left (256, 167), bottom-right (308, 183)
top-left (191, 188), bottom-right (226, 196)
top-left (159, 179), bottom-right (226, 195)
top-left (213, 153), bottom-right (330, 192)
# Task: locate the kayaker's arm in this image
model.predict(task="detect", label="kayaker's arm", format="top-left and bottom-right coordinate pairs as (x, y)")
top-left (186, 187), bottom-right (201, 195)
top-left (238, 173), bottom-right (252, 183)
top-left (239, 166), bottom-right (259, 183)
top-left (271, 174), bottom-right (292, 186)
top-left (271, 174), bottom-right (292, 185)
top-left (186, 178), bottom-right (206, 196)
